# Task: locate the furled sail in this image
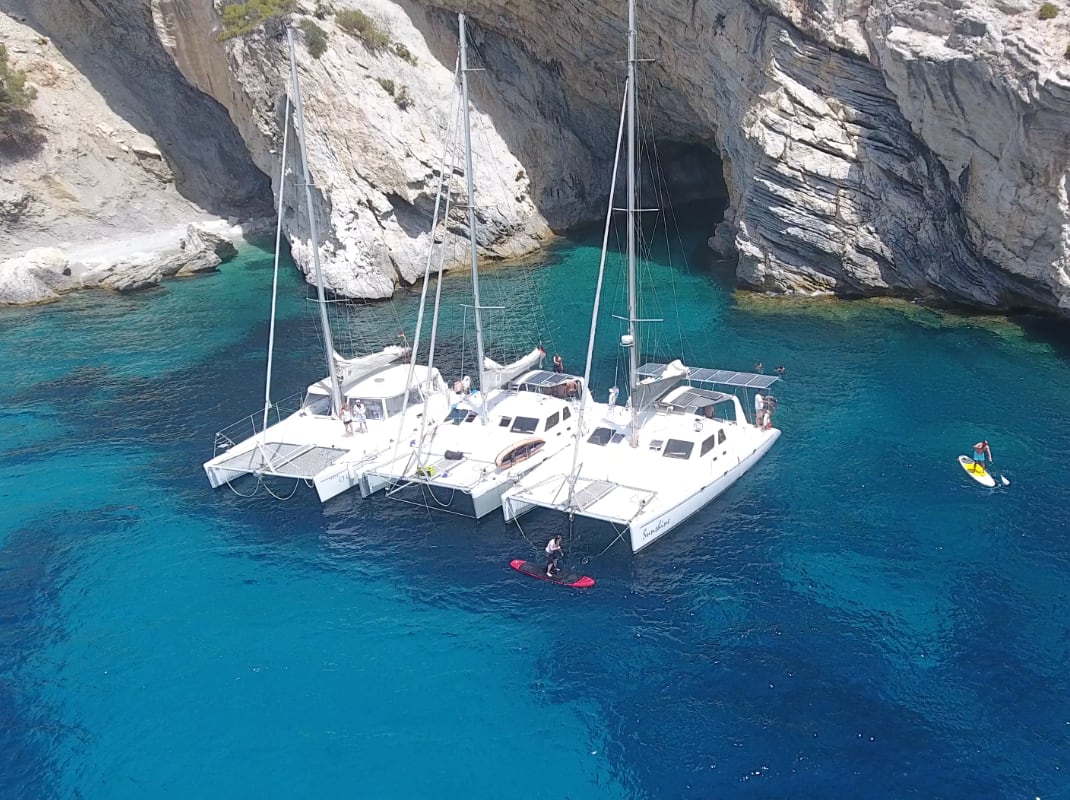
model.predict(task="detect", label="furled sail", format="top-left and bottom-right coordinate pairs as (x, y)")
top-left (631, 358), bottom-right (688, 411)
top-left (480, 347), bottom-right (545, 392)
top-left (332, 346), bottom-right (407, 385)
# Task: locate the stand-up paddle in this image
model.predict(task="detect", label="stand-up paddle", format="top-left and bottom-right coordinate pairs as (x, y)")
top-left (958, 455), bottom-right (996, 487)
top-left (510, 559), bottom-right (595, 588)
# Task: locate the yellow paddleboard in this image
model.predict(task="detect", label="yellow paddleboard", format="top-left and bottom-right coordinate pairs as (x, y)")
top-left (958, 455), bottom-right (996, 487)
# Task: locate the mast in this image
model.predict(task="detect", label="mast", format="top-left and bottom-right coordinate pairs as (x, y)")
top-left (459, 13), bottom-right (489, 422)
top-left (286, 26), bottom-right (343, 415)
top-left (626, 0), bottom-right (640, 446)
top-left (263, 95), bottom-right (291, 435)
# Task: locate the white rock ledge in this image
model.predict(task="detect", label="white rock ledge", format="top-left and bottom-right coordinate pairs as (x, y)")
top-left (0, 220), bottom-right (248, 306)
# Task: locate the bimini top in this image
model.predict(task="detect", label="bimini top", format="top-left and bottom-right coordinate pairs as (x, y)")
top-left (637, 363), bottom-right (779, 391)
top-left (511, 370), bottom-right (583, 390)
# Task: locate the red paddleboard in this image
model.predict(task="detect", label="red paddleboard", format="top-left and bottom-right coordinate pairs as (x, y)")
top-left (510, 559), bottom-right (595, 588)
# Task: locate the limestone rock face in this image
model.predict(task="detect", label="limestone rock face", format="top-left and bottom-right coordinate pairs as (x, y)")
top-left (422, 0), bottom-right (1069, 313)
top-left (151, 0), bottom-right (560, 299)
top-left (0, 248), bottom-right (73, 305)
top-left (2, 0), bottom-right (1068, 315)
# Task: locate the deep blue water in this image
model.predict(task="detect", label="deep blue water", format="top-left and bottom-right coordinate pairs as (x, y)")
top-left (2, 236), bottom-right (1070, 799)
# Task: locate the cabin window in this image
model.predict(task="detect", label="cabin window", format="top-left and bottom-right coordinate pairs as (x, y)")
top-left (649, 439), bottom-right (664, 451)
top-left (663, 439), bottom-right (694, 459)
top-left (701, 433), bottom-right (717, 456)
top-left (303, 394), bottom-right (331, 416)
top-left (718, 429), bottom-right (727, 444)
top-left (611, 433), bottom-right (626, 444)
top-left (408, 388), bottom-right (423, 406)
top-left (362, 399), bottom-right (385, 420)
top-left (510, 416), bottom-right (539, 434)
top-left (385, 393), bottom-right (406, 417)
top-left (499, 416), bottom-right (512, 427)
top-left (447, 407), bottom-right (476, 425)
top-left (587, 427), bottom-right (613, 446)
top-left (545, 412), bottom-right (560, 431)
top-left (562, 406), bottom-right (571, 421)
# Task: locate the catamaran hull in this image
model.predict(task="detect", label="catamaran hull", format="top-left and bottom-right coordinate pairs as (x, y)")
top-left (314, 457), bottom-right (377, 503)
top-left (628, 429), bottom-right (780, 553)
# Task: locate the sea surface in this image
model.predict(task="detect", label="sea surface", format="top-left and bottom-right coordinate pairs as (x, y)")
top-left (2, 228), bottom-right (1070, 799)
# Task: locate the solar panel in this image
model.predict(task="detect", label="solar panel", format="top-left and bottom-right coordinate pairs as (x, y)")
top-left (638, 363), bottom-right (778, 390)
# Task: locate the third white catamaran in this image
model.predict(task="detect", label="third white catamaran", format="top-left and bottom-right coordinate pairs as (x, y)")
top-left (500, 0), bottom-right (781, 552)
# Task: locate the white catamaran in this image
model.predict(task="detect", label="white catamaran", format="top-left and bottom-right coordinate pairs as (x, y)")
top-left (500, 0), bottom-right (781, 552)
top-left (365, 13), bottom-right (588, 518)
top-left (204, 27), bottom-right (450, 501)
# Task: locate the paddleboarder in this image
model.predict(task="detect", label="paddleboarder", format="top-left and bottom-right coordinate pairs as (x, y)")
top-left (545, 534), bottom-right (563, 577)
top-left (972, 440), bottom-right (993, 469)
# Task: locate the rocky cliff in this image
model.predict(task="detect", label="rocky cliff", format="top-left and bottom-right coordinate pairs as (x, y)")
top-left (1, 0), bottom-right (1068, 315)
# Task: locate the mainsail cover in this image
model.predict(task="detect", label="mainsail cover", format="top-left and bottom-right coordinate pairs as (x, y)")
top-left (632, 358), bottom-right (688, 411)
top-left (481, 347), bottom-right (544, 392)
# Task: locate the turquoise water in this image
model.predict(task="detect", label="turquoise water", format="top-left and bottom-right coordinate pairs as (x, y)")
top-left (2, 234), bottom-right (1070, 798)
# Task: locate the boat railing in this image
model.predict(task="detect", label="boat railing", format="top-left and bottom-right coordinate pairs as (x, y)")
top-left (212, 391), bottom-right (305, 459)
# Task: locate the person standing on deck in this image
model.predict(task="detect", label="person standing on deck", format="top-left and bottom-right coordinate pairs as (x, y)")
top-left (754, 390), bottom-right (766, 428)
top-left (553, 353), bottom-right (564, 373)
top-left (354, 400), bottom-right (368, 433)
top-left (340, 402), bottom-right (353, 435)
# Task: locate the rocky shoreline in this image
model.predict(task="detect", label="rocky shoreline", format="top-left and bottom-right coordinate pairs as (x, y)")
top-left (0, 220), bottom-right (272, 305)
top-left (0, 0), bottom-right (1067, 316)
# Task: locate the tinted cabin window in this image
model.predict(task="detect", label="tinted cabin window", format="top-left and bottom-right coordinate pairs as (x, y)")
top-left (588, 427), bottom-right (613, 446)
top-left (718, 429), bottom-right (727, 444)
top-left (545, 412), bottom-right (560, 431)
top-left (701, 433), bottom-right (717, 456)
top-left (510, 416), bottom-right (539, 434)
top-left (363, 400), bottom-right (385, 420)
top-left (499, 416), bottom-right (512, 427)
top-left (663, 439), bottom-right (694, 459)
top-left (304, 394), bottom-right (331, 416)
top-left (448, 407), bottom-right (475, 425)
top-left (562, 406), bottom-right (571, 421)
top-left (385, 394), bottom-right (406, 417)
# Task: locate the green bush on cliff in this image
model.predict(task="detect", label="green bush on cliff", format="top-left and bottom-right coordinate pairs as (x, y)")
top-left (0, 43), bottom-right (41, 151)
top-left (393, 42), bottom-right (417, 65)
top-left (299, 18), bottom-right (329, 58)
top-left (1038, 2), bottom-right (1059, 19)
top-left (335, 9), bottom-right (390, 50)
top-left (218, 0), bottom-right (297, 40)
top-left (0, 44), bottom-right (36, 115)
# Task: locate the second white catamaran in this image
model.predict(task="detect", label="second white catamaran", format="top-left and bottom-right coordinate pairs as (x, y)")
top-left (365, 13), bottom-right (588, 518)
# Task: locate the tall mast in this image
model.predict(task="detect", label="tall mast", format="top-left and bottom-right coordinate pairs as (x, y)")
top-left (459, 13), bottom-right (489, 422)
top-left (263, 94), bottom-right (291, 435)
top-left (626, 0), bottom-right (640, 446)
top-left (287, 26), bottom-right (343, 415)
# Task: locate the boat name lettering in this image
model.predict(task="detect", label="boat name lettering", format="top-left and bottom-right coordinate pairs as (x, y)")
top-left (642, 517), bottom-right (672, 540)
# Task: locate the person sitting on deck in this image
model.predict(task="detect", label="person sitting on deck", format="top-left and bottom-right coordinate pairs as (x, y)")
top-left (545, 534), bottom-right (563, 578)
